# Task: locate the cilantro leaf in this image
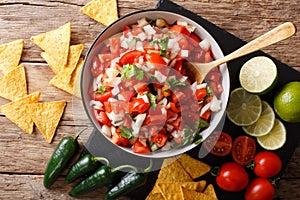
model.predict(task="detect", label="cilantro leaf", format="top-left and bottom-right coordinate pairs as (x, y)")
top-left (121, 64), bottom-right (144, 81)
top-left (147, 93), bottom-right (157, 109)
top-left (166, 78), bottom-right (187, 89)
top-left (120, 126), bottom-right (133, 139)
top-left (94, 85), bottom-right (107, 94)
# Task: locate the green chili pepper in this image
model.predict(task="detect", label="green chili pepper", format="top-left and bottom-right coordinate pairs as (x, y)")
top-left (105, 160), bottom-right (153, 200)
top-left (69, 164), bottom-right (137, 197)
top-left (65, 154), bottom-right (109, 183)
top-left (43, 128), bottom-right (87, 189)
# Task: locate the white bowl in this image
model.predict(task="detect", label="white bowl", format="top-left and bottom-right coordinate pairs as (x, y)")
top-left (81, 10), bottom-right (230, 158)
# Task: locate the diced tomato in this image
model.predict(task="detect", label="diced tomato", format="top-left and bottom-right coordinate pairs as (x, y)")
top-left (151, 132), bottom-right (168, 147)
top-left (119, 50), bottom-right (144, 65)
top-left (119, 90), bottom-right (136, 102)
top-left (195, 88), bottom-right (207, 101)
top-left (148, 105), bottom-right (167, 126)
top-left (190, 33), bottom-right (201, 44)
top-left (91, 57), bottom-right (104, 77)
top-left (123, 114), bottom-right (132, 128)
top-left (94, 109), bottom-right (111, 125)
top-left (162, 85), bottom-right (171, 97)
top-left (94, 91), bottom-right (113, 102)
top-left (209, 81), bottom-right (223, 98)
top-left (178, 38), bottom-right (189, 50)
top-left (205, 50), bottom-right (213, 63)
top-left (129, 98), bottom-right (150, 114)
top-left (132, 139), bottom-right (150, 154)
top-left (170, 102), bottom-right (181, 113)
top-left (123, 25), bottom-right (131, 37)
top-left (169, 25), bottom-right (190, 36)
top-left (111, 100), bottom-right (127, 114)
top-left (103, 101), bottom-right (112, 113)
top-left (200, 110), bottom-right (211, 121)
top-left (112, 130), bottom-right (130, 147)
top-left (146, 52), bottom-right (167, 67)
top-left (134, 82), bottom-right (149, 94)
top-left (109, 37), bottom-right (121, 57)
top-left (98, 54), bottom-right (114, 63)
top-left (170, 116), bottom-right (181, 130)
top-left (131, 27), bottom-right (143, 36)
top-left (173, 58), bottom-right (183, 73)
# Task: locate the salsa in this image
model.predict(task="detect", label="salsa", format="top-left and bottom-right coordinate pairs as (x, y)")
top-left (89, 18), bottom-right (223, 154)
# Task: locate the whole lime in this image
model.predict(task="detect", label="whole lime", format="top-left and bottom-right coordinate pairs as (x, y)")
top-left (273, 81), bottom-right (300, 123)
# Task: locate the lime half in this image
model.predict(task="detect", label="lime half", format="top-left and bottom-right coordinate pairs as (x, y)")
top-left (257, 118), bottom-right (286, 150)
top-left (242, 101), bottom-right (275, 137)
top-left (239, 56), bottom-right (277, 94)
top-left (227, 87), bottom-right (262, 126)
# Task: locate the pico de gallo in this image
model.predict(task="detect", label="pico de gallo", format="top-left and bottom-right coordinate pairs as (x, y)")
top-left (89, 18), bottom-right (223, 154)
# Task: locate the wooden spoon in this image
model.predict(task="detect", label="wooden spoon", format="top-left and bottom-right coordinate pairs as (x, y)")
top-left (185, 22), bottom-right (296, 83)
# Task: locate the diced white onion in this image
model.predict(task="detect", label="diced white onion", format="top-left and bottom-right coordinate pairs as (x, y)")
top-left (177, 21), bottom-right (188, 26)
top-left (180, 49), bottom-right (189, 57)
top-left (179, 76), bottom-right (188, 82)
top-left (117, 94), bottom-right (125, 101)
top-left (143, 24), bottom-right (156, 35)
top-left (111, 86), bottom-right (120, 96)
top-left (136, 41), bottom-right (144, 51)
top-left (200, 102), bottom-right (211, 116)
top-left (132, 113), bottom-right (147, 137)
top-left (107, 111), bottom-right (125, 126)
top-left (137, 32), bottom-right (147, 41)
top-left (158, 98), bottom-right (168, 107)
top-left (137, 17), bottom-right (149, 27)
top-left (191, 82), bottom-right (198, 94)
top-left (167, 38), bottom-right (178, 49)
top-left (106, 68), bottom-right (119, 78)
top-left (161, 141), bottom-right (172, 151)
top-left (197, 83), bottom-right (207, 89)
top-left (161, 107), bottom-right (167, 115)
top-left (210, 95), bottom-right (222, 112)
top-left (154, 71), bottom-right (167, 83)
top-left (186, 25), bottom-right (196, 33)
top-left (121, 40), bottom-right (129, 49)
top-left (137, 94), bottom-right (149, 103)
top-left (89, 100), bottom-right (103, 110)
top-left (108, 98), bottom-right (117, 102)
top-left (199, 39), bottom-right (211, 51)
top-left (101, 125), bottom-right (112, 137)
top-left (166, 124), bottom-right (174, 132)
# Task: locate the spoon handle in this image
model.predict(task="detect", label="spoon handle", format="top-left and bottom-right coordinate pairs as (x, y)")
top-left (213, 22), bottom-right (296, 66)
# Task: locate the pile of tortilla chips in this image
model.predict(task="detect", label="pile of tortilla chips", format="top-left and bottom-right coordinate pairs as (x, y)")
top-left (80, 0), bottom-right (119, 26)
top-left (31, 22), bottom-right (84, 98)
top-left (146, 154), bottom-right (218, 200)
top-left (0, 39), bottom-right (67, 143)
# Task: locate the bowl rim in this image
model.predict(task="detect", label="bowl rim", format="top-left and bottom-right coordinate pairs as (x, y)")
top-left (80, 9), bottom-right (230, 158)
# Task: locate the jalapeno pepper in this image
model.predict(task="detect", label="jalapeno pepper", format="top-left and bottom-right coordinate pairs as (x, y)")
top-left (105, 160), bottom-right (153, 200)
top-left (65, 154), bottom-right (109, 183)
top-left (69, 164), bottom-right (137, 197)
top-left (43, 128), bottom-right (87, 189)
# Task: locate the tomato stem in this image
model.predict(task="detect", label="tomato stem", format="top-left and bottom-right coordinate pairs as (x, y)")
top-left (246, 160), bottom-right (256, 170)
top-left (268, 177), bottom-right (280, 187)
top-left (210, 166), bottom-right (220, 177)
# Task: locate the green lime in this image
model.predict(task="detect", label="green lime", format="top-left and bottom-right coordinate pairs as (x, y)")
top-left (273, 81), bottom-right (300, 123)
top-left (242, 101), bottom-right (275, 136)
top-left (239, 56), bottom-right (277, 94)
top-left (227, 87), bottom-right (262, 126)
top-left (257, 118), bottom-right (286, 150)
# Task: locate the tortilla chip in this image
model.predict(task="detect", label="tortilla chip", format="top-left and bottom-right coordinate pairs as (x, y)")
top-left (80, 0), bottom-right (118, 26)
top-left (0, 39), bottom-right (24, 75)
top-left (157, 181), bottom-right (207, 200)
top-left (0, 64), bottom-right (27, 101)
top-left (0, 92), bottom-right (40, 134)
top-left (42, 44), bottom-right (83, 75)
top-left (181, 187), bottom-right (211, 200)
top-left (158, 159), bottom-right (193, 182)
top-left (49, 58), bottom-right (83, 98)
top-left (26, 100), bottom-right (66, 143)
top-left (146, 191), bottom-right (164, 200)
top-left (204, 184), bottom-right (218, 200)
top-left (177, 154), bottom-right (211, 179)
top-left (31, 23), bottom-right (71, 68)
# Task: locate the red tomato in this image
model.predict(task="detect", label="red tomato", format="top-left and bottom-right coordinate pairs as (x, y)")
top-left (245, 178), bottom-right (275, 200)
top-left (94, 109), bottom-right (110, 125)
top-left (91, 57), bottom-right (104, 77)
top-left (151, 132), bottom-right (168, 147)
top-left (169, 25), bottom-right (190, 36)
top-left (134, 82), bottom-right (149, 94)
top-left (205, 50), bottom-right (213, 63)
top-left (146, 53), bottom-right (167, 66)
top-left (253, 151), bottom-right (282, 178)
top-left (103, 101), bottom-right (112, 113)
top-left (119, 50), bottom-right (144, 65)
top-left (109, 38), bottom-right (120, 56)
top-left (195, 88), bottom-right (207, 101)
top-left (200, 109), bottom-right (211, 121)
top-left (232, 135), bottom-right (256, 165)
top-left (111, 130), bottom-right (130, 147)
top-left (216, 162), bottom-right (249, 192)
top-left (129, 98), bottom-right (150, 114)
top-left (173, 58), bottom-right (183, 73)
top-left (94, 91), bottom-right (113, 102)
top-left (203, 131), bottom-right (232, 156)
top-left (190, 33), bottom-right (201, 44)
top-left (98, 54), bottom-right (115, 63)
top-left (178, 38), bottom-right (189, 49)
top-left (148, 105), bottom-right (167, 126)
top-left (132, 139), bottom-right (150, 154)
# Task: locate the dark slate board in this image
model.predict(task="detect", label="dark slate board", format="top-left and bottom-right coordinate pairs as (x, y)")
top-left (84, 0), bottom-right (300, 199)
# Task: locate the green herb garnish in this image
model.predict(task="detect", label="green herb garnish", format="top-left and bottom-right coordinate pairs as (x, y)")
top-left (120, 126), bottom-right (133, 139)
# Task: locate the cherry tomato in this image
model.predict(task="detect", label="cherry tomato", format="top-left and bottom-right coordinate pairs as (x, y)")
top-left (245, 178), bottom-right (275, 200)
top-left (203, 131), bottom-right (232, 156)
top-left (216, 162), bottom-right (249, 192)
top-left (132, 139), bottom-right (150, 154)
top-left (232, 135), bottom-right (256, 165)
top-left (151, 132), bottom-right (168, 147)
top-left (94, 91), bottom-right (113, 102)
top-left (119, 50), bottom-right (144, 65)
top-left (253, 151), bottom-right (282, 178)
top-left (111, 130), bottom-right (130, 147)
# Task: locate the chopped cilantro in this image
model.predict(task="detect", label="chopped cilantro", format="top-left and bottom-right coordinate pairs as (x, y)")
top-left (196, 118), bottom-right (209, 129)
top-left (94, 85), bottom-right (106, 94)
top-left (121, 64), bottom-right (144, 81)
top-left (147, 93), bottom-right (157, 109)
top-left (166, 78), bottom-right (187, 89)
top-left (159, 37), bottom-right (169, 57)
top-left (120, 126), bottom-right (133, 139)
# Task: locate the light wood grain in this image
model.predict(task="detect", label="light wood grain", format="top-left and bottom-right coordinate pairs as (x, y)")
top-left (0, 0), bottom-right (299, 199)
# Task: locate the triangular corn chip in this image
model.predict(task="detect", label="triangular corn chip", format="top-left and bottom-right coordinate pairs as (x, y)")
top-left (0, 92), bottom-right (40, 134)
top-left (180, 187), bottom-right (211, 200)
top-left (26, 100), bottom-right (66, 143)
top-left (0, 39), bottom-right (24, 75)
top-left (177, 154), bottom-right (211, 179)
top-left (80, 0), bottom-right (118, 26)
top-left (158, 159), bottom-right (192, 181)
top-left (204, 184), bottom-right (218, 200)
top-left (42, 44), bottom-right (84, 75)
top-left (49, 58), bottom-right (83, 98)
top-left (145, 192), bottom-right (164, 200)
top-left (0, 64), bottom-right (27, 101)
top-left (31, 23), bottom-right (71, 68)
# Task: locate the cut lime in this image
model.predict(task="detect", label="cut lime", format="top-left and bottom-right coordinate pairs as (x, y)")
top-left (239, 56), bottom-right (277, 94)
top-left (242, 101), bottom-right (275, 137)
top-left (226, 87), bottom-right (262, 126)
top-left (257, 118), bottom-right (286, 150)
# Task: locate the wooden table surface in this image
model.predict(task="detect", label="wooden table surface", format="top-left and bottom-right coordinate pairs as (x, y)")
top-left (0, 0), bottom-right (299, 199)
